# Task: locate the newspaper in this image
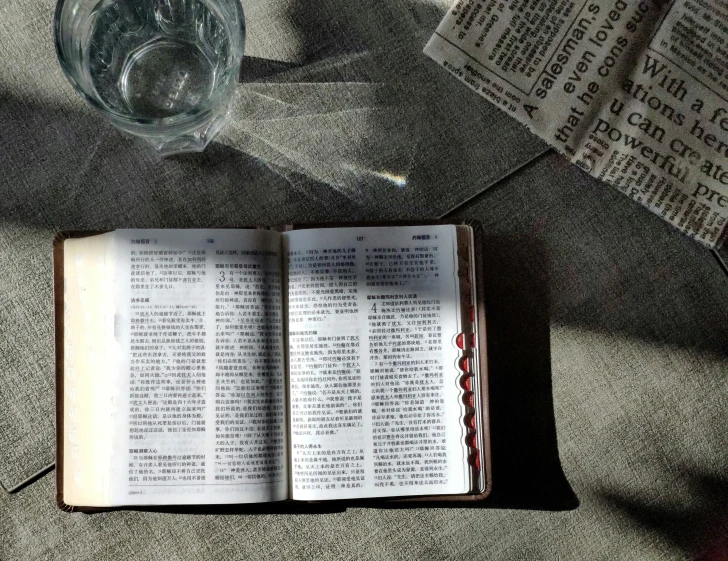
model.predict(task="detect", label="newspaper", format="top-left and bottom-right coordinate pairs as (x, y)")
top-left (425, 0), bottom-right (728, 248)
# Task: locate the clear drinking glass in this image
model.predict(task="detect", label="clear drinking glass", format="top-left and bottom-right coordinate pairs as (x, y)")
top-left (54, 0), bottom-right (245, 155)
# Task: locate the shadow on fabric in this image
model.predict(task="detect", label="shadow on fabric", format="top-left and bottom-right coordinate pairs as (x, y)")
top-left (599, 470), bottom-right (728, 560)
top-left (477, 235), bottom-right (578, 511)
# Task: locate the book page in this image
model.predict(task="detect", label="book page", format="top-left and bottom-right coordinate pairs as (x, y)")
top-left (108, 229), bottom-right (288, 506)
top-left (284, 225), bottom-right (468, 501)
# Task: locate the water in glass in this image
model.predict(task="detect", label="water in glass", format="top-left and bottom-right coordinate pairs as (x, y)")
top-left (86, 0), bottom-right (230, 119)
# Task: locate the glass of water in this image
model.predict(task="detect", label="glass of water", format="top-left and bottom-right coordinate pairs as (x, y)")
top-left (54, 0), bottom-right (245, 155)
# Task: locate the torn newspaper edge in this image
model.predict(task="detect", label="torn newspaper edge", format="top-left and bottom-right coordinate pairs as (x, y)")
top-left (425, 0), bottom-right (728, 249)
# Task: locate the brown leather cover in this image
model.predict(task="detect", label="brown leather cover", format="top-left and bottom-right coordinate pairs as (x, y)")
top-left (54, 221), bottom-right (491, 512)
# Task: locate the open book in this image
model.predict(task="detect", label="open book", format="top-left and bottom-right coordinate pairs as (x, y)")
top-left (54, 223), bottom-right (490, 510)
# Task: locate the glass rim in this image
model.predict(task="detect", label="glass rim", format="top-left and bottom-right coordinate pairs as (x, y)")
top-left (53, 0), bottom-right (245, 129)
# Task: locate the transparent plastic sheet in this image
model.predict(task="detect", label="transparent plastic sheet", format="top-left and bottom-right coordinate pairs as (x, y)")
top-left (213, 25), bottom-right (547, 213)
top-left (217, 0), bottom-right (540, 206)
top-left (218, 21), bottom-right (428, 203)
top-left (219, 84), bottom-right (419, 202)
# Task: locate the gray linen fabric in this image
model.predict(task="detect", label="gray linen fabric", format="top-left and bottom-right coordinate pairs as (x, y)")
top-left (2, 0), bottom-right (727, 558)
top-left (2, 154), bottom-right (727, 560)
top-left (0, 0), bottom-right (546, 489)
